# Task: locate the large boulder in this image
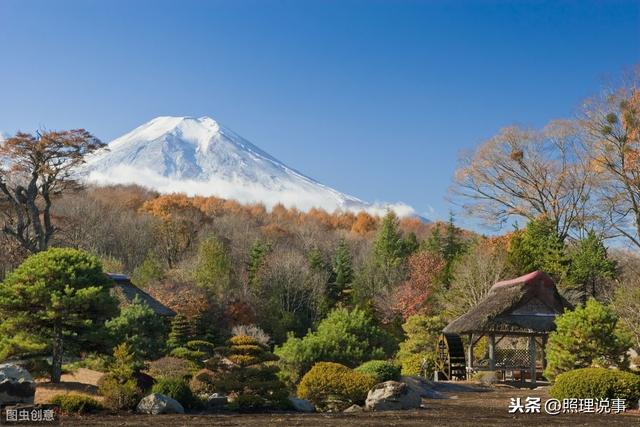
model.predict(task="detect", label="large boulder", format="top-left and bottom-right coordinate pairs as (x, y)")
top-left (289, 397), bottom-right (315, 412)
top-left (365, 380), bottom-right (422, 411)
top-left (0, 364), bottom-right (35, 405)
top-left (136, 393), bottom-right (184, 415)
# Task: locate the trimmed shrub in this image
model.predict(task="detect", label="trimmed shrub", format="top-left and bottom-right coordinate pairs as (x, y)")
top-left (189, 369), bottom-right (217, 395)
top-left (151, 377), bottom-right (197, 409)
top-left (297, 362), bottom-right (376, 412)
top-left (355, 360), bottom-right (401, 382)
top-left (147, 356), bottom-right (195, 379)
top-left (214, 335), bottom-right (289, 411)
top-left (49, 394), bottom-right (103, 414)
top-left (550, 368), bottom-right (640, 407)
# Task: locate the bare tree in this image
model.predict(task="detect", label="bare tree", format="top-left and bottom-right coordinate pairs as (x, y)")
top-left (581, 71), bottom-right (640, 249)
top-left (0, 130), bottom-right (104, 252)
top-left (451, 121), bottom-right (594, 240)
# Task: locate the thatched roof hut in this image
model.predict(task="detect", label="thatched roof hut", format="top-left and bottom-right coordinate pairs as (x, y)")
top-left (444, 271), bottom-right (572, 335)
top-left (441, 271), bottom-right (573, 384)
top-left (108, 273), bottom-right (176, 318)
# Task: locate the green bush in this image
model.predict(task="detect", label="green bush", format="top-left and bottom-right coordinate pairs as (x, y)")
top-left (550, 368), bottom-right (640, 407)
top-left (64, 353), bottom-right (112, 373)
top-left (275, 307), bottom-right (396, 382)
top-left (297, 362), bottom-right (376, 412)
top-left (98, 374), bottom-right (142, 410)
top-left (545, 299), bottom-right (632, 380)
top-left (354, 360), bottom-right (400, 382)
top-left (151, 377), bottom-right (197, 409)
top-left (399, 352), bottom-right (437, 377)
top-left (49, 394), bottom-right (103, 414)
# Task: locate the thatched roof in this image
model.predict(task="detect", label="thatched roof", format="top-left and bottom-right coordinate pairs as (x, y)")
top-left (443, 271), bottom-right (572, 335)
top-left (108, 274), bottom-right (176, 318)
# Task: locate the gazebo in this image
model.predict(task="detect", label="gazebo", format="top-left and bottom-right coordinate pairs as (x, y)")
top-left (442, 271), bottom-right (572, 385)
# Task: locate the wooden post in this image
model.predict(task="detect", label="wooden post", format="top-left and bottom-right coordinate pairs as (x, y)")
top-left (529, 335), bottom-right (536, 386)
top-left (488, 334), bottom-right (496, 371)
top-left (467, 333), bottom-right (474, 370)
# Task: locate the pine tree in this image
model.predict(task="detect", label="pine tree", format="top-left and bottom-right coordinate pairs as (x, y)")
top-left (247, 240), bottom-right (271, 288)
top-left (0, 248), bottom-right (118, 382)
top-left (569, 231), bottom-right (617, 304)
top-left (331, 238), bottom-right (353, 303)
top-left (308, 246), bottom-right (326, 271)
top-left (213, 335), bottom-right (289, 411)
top-left (167, 314), bottom-right (192, 349)
top-left (373, 211), bottom-right (405, 272)
top-left (507, 217), bottom-right (571, 285)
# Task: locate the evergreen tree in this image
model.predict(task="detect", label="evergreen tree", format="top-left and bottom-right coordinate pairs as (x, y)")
top-left (193, 235), bottom-right (231, 295)
top-left (544, 299), bottom-right (632, 380)
top-left (308, 246), bottom-right (326, 271)
top-left (401, 232), bottom-right (420, 257)
top-left (569, 231), bottom-right (617, 304)
top-left (105, 295), bottom-right (168, 360)
top-left (131, 252), bottom-right (165, 287)
top-left (191, 310), bottom-right (217, 343)
top-left (330, 238), bottom-right (353, 303)
top-left (0, 248), bottom-right (118, 382)
top-left (247, 240), bottom-right (271, 288)
top-left (422, 214), bottom-right (466, 285)
top-left (373, 211), bottom-right (405, 271)
top-left (507, 217), bottom-right (571, 285)
top-left (167, 314), bottom-right (192, 349)
top-left (213, 335), bottom-right (289, 411)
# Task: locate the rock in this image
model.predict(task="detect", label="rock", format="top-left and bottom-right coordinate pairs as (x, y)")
top-left (137, 393), bottom-right (184, 415)
top-left (400, 376), bottom-right (446, 399)
top-left (0, 364), bottom-right (35, 405)
top-left (343, 404), bottom-right (363, 413)
top-left (365, 380), bottom-right (422, 411)
top-left (207, 393), bottom-right (228, 408)
top-left (288, 397), bottom-right (315, 412)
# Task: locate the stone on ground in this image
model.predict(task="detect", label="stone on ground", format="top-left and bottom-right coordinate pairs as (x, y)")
top-left (343, 404), bottom-right (363, 413)
top-left (289, 396), bottom-right (315, 412)
top-left (137, 393), bottom-right (184, 414)
top-left (0, 363), bottom-right (35, 405)
top-left (207, 392), bottom-right (227, 409)
top-left (365, 380), bottom-right (422, 411)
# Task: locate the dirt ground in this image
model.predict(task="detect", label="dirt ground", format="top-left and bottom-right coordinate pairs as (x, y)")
top-left (46, 376), bottom-right (638, 427)
top-left (35, 368), bottom-right (104, 404)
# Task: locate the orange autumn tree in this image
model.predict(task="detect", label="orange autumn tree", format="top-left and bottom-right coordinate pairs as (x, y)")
top-left (390, 250), bottom-right (446, 320)
top-left (141, 194), bottom-right (204, 268)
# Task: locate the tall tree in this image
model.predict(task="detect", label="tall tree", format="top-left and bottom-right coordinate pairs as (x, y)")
top-left (507, 217), bottom-right (571, 285)
top-left (193, 235), bottom-right (232, 296)
top-left (582, 73), bottom-right (640, 248)
top-left (0, 248), bottom-right (117, 382)
top-left (569, 231), bottom-right (617, 304)
top-left (330, 238), bottom-right (353, 304)
top-left (452, 121), bottom-right (594, 240)
top-left (247, 240), bottom-right (271, 289)
top-left (0, 129), bottom-right (104, 253)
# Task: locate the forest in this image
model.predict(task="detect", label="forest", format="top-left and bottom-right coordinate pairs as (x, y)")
top-left (0, 70), bottom-right (639, 414)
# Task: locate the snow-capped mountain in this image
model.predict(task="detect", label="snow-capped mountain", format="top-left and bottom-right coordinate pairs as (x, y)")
top-left (81, 116), bottom-right (416, 216)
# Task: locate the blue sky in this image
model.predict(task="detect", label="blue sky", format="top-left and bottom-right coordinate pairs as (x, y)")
top-left (0, 0), bottom-right (638, 223)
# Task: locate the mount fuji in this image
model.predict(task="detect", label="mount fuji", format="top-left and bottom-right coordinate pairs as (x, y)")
top-left (80, 116), bottom-right (417, 216)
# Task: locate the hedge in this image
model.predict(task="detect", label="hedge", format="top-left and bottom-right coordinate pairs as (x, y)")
top-left (354, 360), bottom-right (401, 382)
top-left (550, 368), bottom-right (640, 407)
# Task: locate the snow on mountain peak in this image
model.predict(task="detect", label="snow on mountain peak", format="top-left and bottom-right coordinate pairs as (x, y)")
top-left (81, 116), bottom-right (418, 217)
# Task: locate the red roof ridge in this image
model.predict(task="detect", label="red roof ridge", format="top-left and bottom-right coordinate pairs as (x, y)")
top-left (491, 270), bottom-right (547, 289)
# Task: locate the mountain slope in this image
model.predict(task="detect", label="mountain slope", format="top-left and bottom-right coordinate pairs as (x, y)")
top-left (81, 116), bottom-right (416, 216)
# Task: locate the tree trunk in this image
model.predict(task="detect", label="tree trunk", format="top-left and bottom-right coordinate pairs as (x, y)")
top-left (51, 322), bottom-right (63, 383)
